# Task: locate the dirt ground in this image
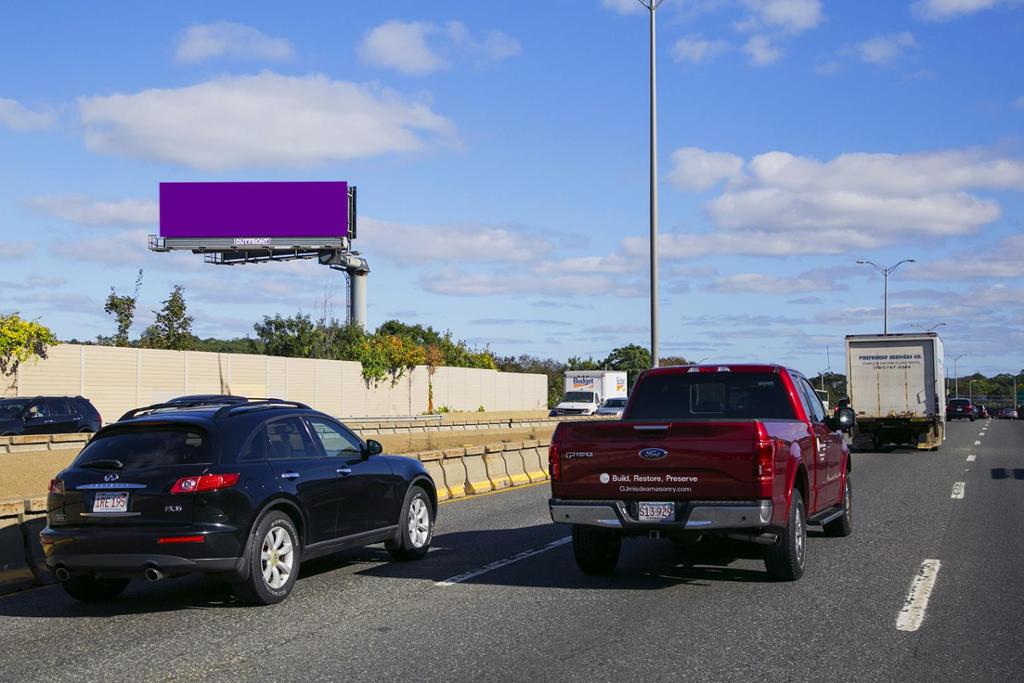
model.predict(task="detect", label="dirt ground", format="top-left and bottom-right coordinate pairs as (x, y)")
top-left (0, 424), bottom-right (557, 500)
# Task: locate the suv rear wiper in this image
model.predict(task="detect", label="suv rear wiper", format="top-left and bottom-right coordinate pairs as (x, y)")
top-left (81, 459), bottom-right (124, 470)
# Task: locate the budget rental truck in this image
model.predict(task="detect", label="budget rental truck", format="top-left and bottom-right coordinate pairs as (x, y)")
top-left (554, 371), bottom-right (628, 416)
top-left (844, 333), bottom-right (945, 450)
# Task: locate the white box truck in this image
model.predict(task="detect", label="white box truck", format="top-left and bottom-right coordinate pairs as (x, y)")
top-left (845, 333), bottom-right (945, 450)
top-left (555, 371), bottom-right (628, 416)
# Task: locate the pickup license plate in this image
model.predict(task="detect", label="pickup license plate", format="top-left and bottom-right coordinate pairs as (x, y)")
top-left (92, 492), bottom-right (129, 513)
top-left (638, 501), bottom-right (674, 522)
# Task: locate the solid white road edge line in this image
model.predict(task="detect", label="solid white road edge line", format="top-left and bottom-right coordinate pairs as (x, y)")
top-left (966, 454), bottom-right (976, 462)
top-left (435, 536), bottom-right (572, 586)
top-left (897, 559), bottom-right (942, 632)
top-left (951, 482), bottom-right (965, 499)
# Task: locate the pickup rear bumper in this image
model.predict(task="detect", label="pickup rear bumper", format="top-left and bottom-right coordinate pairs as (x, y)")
top-left (549, 498), bottom-right (773, 531)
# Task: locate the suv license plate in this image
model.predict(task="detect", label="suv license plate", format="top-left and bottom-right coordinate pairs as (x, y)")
top-left (93, 492), bottom-right (129, 513)
top-left (638, 501), bottom-right (674, 522)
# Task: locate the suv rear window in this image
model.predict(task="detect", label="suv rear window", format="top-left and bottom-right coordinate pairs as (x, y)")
top-left (625, 372), bottom-right (796, 420)
top-left (75, 429), bottom-right (211, 468)
top-left (948, 399), bottom-right (970, 406)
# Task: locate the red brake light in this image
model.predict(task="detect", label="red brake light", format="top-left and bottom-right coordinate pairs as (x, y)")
top-left (754, 422), bottom-right (775, 483)
top-left (171, 473), bottom-right (240, 495)
top-left (49, 479), bottom-right (65, 494)
top-left (548, 443), bottom-right (560, 481)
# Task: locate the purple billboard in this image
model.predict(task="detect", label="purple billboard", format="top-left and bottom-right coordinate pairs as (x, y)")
top-left (159, 181), bottom-right (350, 239)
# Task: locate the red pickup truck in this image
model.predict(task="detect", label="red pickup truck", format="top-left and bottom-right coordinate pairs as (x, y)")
top-left (548, 364), bottom-right (855, 581)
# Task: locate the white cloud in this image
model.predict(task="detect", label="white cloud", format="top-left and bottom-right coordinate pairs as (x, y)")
top-left (422, 269), bottom-right (643, 298)
top-left (668, 147), bottom-right (744, 191)
top-left (1014, 96), bottom-right (1024, 109)
top-left (174, 22), bottom-right (293, 64)
top-left (0, 98), bottom-right (56, 131)
top-left (359, 218), bottom-right (551, 265)
top-left (704, 269), bottom-right (846, 294)
top-left (743, 35), bottom-right (782, 65)
top-left (77, 72), bottom-right (456, 170)
top-left (25, 195), bottom-right (157, 227)
top-left (672, 35), bottom-right (731, 64)
top-left (51, 228), bottom-right (154, 264)
top-left (602, 0), bottom-right (647, 15)
top-left (854, 32), bottom-right (919, 65)
top-left (906, 235), bottom-right (1024, 280)
top-left (741, 0), bottom-right (824, 34)
top-left (356, 20), bottom-right (520, 76)
top-left (0, 240), bottom-right (35, 259)
top-left (912, 0), bottom-right (1009, 21)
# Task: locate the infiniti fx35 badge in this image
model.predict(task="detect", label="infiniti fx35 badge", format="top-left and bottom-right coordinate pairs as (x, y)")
top-left (104, 473), bottom-right (119, 482)
top-left (639, 448), bottom-right (668, 460)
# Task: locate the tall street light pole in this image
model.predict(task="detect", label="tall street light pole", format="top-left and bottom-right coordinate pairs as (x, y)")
top-left (638, 0), bottom-right (665, 368)
top-left (911, 322), bottom-right (946, 333)
top-left (952, 353), bottom-right (966, 397)
top-left (857, 258), bottom-right (916, 334)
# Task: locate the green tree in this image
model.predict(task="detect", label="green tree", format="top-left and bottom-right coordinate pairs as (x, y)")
top-left (496, 354), bottom-right (566, 408)
top-left (0, 313), bottom-right (59, 377)
top-left (353, 334), bottom-right (426, 387)
top-left (102, 269), bottom-right (143, 347)
top-left (253, 314), bottom-right (318, 358)
top-left (659, 355), bottom-right (690, 366)
top-left (144, 285), bottom-right (195, 351)
top-left (566, 356), bottom-right (600, 371)
top-left (601, 344), bottom-right (651, 390)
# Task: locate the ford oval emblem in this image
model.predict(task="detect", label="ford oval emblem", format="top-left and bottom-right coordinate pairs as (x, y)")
top-left (639, 447), bottom-right (668, 460)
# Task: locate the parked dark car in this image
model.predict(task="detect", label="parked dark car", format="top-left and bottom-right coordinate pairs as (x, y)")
top-left (998, 408), bottom-right (1018, 420)
top-left (42, 399), bottom-right (437, 605)
top-left (0, 396), bottom-right (102, 436)
top-left (946, 398), bottom-right (976, 421)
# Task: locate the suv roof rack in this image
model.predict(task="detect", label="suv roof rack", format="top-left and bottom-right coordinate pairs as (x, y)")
top-left (119, 398), bottom-right (310, 421)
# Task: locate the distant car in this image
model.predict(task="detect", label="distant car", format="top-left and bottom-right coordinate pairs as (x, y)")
top-left (946, 398), bottom-right (976, 421)
top-left (595, 397), bottom-right (628, 418)
top-left (42, 398), bottom-right (437, 605)
top-left (998, 408), bottom-right (1018, 420)
top-left (0, 396), bottom-right (102, 436)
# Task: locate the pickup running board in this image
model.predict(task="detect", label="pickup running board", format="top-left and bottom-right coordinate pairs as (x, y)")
top-left (808, 505), bottom-right (844, 526)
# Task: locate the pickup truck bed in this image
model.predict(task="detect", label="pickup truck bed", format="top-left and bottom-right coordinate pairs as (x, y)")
top-left (548, 364), bottom-right (854, 581)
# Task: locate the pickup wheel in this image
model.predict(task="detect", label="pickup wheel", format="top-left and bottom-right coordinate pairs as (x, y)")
top-left (764, 489), bottom-right (806, 581)
top-left (823, 475), bottom-right (853, 537)
top-left (572, 526), bottom-right (621, 575)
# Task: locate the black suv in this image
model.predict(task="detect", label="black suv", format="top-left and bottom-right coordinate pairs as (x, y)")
top-left (42, 398), bottom-right (437, 605)
top-left (947, 398), bottom-right (976, 421)
top-left (0, 396), bottom-right (102, 435)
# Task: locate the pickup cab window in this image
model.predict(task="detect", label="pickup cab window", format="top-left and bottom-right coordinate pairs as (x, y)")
top-left (625, 372), bottom-right (795, 420)
top-left (563, 391), bottom-right (596, 403)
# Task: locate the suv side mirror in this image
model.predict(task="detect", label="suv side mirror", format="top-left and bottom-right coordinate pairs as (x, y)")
top-left (364, 439), bottom-right (383, 458)
top-left (837, 408), bottom-right (856, 433)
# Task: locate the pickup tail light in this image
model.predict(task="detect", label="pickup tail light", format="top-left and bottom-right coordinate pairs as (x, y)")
top-left (548, 443), bottom-right (560, 481)
top-left (754, 422), bottom-right (775, 483)
top-left (171, 473), bottom-right (240, 495)
top-left (49, 478), bottom-right (65, 494)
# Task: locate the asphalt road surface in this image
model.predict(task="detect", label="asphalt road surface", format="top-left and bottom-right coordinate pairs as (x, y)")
top-left (1, 418), bottom-right (1021, 682)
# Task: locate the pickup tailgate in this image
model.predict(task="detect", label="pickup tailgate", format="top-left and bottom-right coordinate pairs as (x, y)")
top-left (552, 420), bottom-right (760, 500)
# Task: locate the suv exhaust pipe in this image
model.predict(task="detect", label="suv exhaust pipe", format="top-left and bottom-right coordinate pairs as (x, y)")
top-left (54, 567), bottom-right (70, 582)
top-left (144, 567), bottom-right (165, 582)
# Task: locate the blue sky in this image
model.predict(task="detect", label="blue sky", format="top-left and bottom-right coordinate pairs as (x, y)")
top-left (1, 0), bottom-right (1022, 377)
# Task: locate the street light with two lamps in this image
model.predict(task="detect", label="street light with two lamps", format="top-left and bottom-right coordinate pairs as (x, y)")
top-left (857, 258), bottom-right (916, 334)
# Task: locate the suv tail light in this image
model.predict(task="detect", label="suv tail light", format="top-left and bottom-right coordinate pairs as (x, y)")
top-left (548, 443), bottom-right (560, 481)
top-left (171, 473), bottom-right (240, 495)
top-left (754, 422), bottom-right (775, 483)
top-left (49, 478), bottom-right (64, 494)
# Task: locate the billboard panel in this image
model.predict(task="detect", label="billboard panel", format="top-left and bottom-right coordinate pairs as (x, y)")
top-left (160, 182), bottom-right (349, 239)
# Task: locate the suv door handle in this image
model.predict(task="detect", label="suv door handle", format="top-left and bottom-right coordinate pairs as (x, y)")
top-left (336, 468), bottom-right (352, 476)
top-left (281, 471), bottom-right (301, 480)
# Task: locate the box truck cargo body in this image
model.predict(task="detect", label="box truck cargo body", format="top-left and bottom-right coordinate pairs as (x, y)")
top-left (845, 333), bottom-right (945, 450)
top-left (555, 371), bottom-right (628, 416)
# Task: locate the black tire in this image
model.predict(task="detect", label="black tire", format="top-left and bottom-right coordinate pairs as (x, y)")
top-left (969, 415), bottom-right (976, 422)
top-left (571, 525), bottom-right (621, 575)
top-left (233, 510), bottom-right (300, 606)
top-left (823, 475), bottom-right (853, 537)
top-left (61, 576), bottom-right (129, 602)
top-left (386, 485), bottom-right (434, 561)
top-left (764, 489), bottom-right (806, 581)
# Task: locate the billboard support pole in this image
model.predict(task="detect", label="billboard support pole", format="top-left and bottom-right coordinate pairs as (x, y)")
top-left (349, 268), bottom-right (367, 328)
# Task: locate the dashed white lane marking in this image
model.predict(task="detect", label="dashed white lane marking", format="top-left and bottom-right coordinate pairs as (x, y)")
top-left (967, 455), bottom-right (976, 462)
top-left (974, 440), bottom-right (982, 446)
top-left (897, 559), bottom-right (942, 632)
top-left (951, 482), bottom-right (966, 499)
top-left (435, 536), bottom-right (571, 586)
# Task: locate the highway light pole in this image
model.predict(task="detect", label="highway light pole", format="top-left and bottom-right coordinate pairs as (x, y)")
top-left (911, 322), bottom-right (946, 333)
top-left (969, 379), bottom-right (976, 402)
top-left (857, 258), bottom-right (915, 334)
top-left (952, 353), bottom-right (966, 397)
top-left (638, 0), bottom-right (665, 368)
